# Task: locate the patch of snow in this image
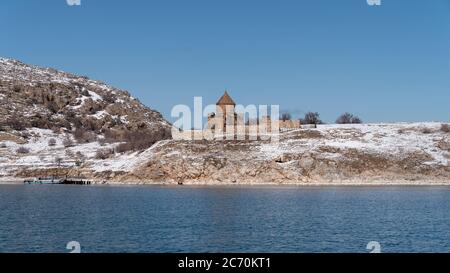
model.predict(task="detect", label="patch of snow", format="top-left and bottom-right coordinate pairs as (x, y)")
top-left (88, 91), bottom-right (103, 102)
top-left (91, 110), bottom-right (109, 120)
top-left (120, 115), bottom-right (129, 124)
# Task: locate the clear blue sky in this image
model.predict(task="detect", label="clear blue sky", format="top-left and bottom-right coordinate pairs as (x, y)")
top-left (1, 0), bottom-right (449, 123)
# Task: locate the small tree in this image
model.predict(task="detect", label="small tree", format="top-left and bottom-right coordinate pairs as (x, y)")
top-left (75, 151), bottom-right (85, 160)
top-left (75, 151), bottom-right (86, 169)
top-left (74, 128), bottom-right (97, 143)
top-left (75, 159), bottom-right (84, 167)
top-left (65, 149), bottom-right (74, 158)
top-left (47, 101), bottom-right (59, 114)
top-left (7, 118), bottom-right (26, 131)
top-left (301, 112), bottom-right (322, 125)
top-left (55, 157), bottom-right (63, 168)
top-left (13, 85), bottom-right (21, 93)
top-left (96, 149), bottom-right (113, 160)
top-left (48, 138), bottom-right (57, 147)
top-left (63, 137), bottom-right (74, 148)
top-left (351, 116), bottom-right (362, 124)
top-left (281, 113), bottom-right (292, 122)
top-left (16, 147), bottom-right (30, 154)
top-left (336, 112), bottom-right (362, 124)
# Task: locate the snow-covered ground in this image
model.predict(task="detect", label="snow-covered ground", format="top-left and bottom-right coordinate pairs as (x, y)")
top-left (0, 127), bottom-right (170, 177)
top-left (260, 122), bottom-right (449, 167)
top-left (0, 128), bottom-right (116, 176)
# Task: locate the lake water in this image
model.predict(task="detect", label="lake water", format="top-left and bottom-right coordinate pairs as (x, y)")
top-left (1, 184), bottom-right (450, 253)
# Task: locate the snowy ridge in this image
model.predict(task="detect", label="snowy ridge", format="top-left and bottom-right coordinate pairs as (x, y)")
top-left (0, 57), bottom-right (113, 91)
top-left (0, 56), bottom-right (172, 131)
top-left (259, 122), bottom-right (449, 167)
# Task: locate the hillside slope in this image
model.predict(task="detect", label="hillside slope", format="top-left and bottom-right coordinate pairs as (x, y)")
top-left (0, 57), bottom-right (171, 180)
top-left (0, 57), bottom-right (170, 134)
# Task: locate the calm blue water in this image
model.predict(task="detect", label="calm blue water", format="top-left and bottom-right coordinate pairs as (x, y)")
top-left (1, 184), bottom-right (450, 253)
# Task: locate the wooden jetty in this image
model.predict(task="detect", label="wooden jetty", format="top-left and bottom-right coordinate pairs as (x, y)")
top-left (61, 178), bottom-right (92, 185)
top-left (24, 177), bottom-right (92, 185)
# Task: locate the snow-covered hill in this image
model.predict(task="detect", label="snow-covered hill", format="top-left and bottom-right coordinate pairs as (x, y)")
top-left (0, 57), bottom-right (171, 132)
top-left (0, 57), bottom-right (172, 181)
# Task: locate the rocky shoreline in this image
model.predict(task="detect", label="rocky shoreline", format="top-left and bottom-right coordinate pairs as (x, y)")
top-left (2, 178), bottom-right (450, 186)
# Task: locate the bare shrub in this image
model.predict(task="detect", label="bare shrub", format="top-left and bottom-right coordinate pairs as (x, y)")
top-left (6, 118), bottom-right (26, 131)
top-left (30, 115), bottom-right (51, 129)
top-left (441, 124), bottom-right (450, 133)
top-left (301, 112), bottom-right (323, 125)
top-left (109, 117), bottom-right (123, 127)
top-left (74, 128), bottom-right (97, 143)
top-left (88, 104), bottom-right (102, 115)
top-left (96, 149), bottom-right (114, 160)
top-left (74, 128), bottom-right (86, 141)
top-left (81, 89), bottom-right (90, 97)
top-left (75, 151), bottom-right (86, 166)
top-left (281, 113), bottom-right (292, 122)
top-left (65, 149), bottom-right (74, 158)
top-left (52, 119), bottom-right (72, 131)
top-left (16, 147), bottom-right (30, 154)
top-left (13, 85), bottom-right (21, 93)
top-left (68, 116), bottom-right (83, 129)
top-left (350, 116), bottom-right (362, 124)
top-left (54, 157), bottom-right (63, 167)
top-left (98, 138), bottom-right (107, 146)
top-left (84, 131), bottom-right (97, 143)
top-left (75, 151), bottom-right (85, 160)
top-left (116, 143), bottom-right (133, 153)
top-left (63, 137), bottom-right (74, 147)
top-left (336, 112), bottom-right (362, 124)
top-left (46, 101), bottom-right (59, 114)
top-left (103, 128), bottom-right (121, 143)
top-left (103, 92), bottom-right (117, 104)
top-left (51, 126), bottom-right (61, 134)
top-left (81, 118), bottom-right (102, 132)
top-left (48, 138), bottom-right (57, 147)
top-left (421, 127), bottom-right (433, 134)
top-left (20, 131), bottom-right (30, 139)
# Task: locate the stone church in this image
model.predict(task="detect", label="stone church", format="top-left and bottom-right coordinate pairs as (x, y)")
top-left (207, 91), bottom-right (300, 134)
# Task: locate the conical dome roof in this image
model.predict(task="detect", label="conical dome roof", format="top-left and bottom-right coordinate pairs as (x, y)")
top-left (216, 91), bottom-right (236, 105)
